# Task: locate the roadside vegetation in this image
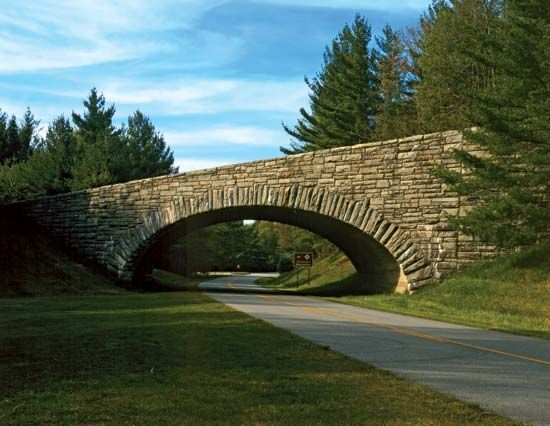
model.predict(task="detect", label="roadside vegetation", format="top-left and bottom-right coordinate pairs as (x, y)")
top-left (0, 291), bottom-right (515, 425)
top-left (0, 216), bottom-right (125, 297)
top-left (259, 252), bottom-right (360, 295)
top-left (334, 242), bottom-right (550, 340)
top-left (260, 242), bottom-right (550, 339)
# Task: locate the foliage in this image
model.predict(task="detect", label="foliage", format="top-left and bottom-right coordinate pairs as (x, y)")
top-left (121, 110), bottom-right (176, 182)
top-left (414, 0), bottom-right (504, 133)
top-left (163, 221), bottom-right (341, 275)
top-left (281, 14), bottom-right (379, 153)
top-left (70, 88), bottom-right (123, 190)
top-left (438, 0), bottom-right (550, 247)
top-left (277, 255), bottom-right (294, 273)
top-left (0, 108), bottom-right (39, 164)
top-left (0, 89), bottom-right (177, 202)
top-left (375, 25), bottom-right (418, 140)
top-left (334, 241), bottom-right (550, 340)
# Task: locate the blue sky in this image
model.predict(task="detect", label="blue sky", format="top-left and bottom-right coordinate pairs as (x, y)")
top-left (0, 0), bottom-right (430, 171)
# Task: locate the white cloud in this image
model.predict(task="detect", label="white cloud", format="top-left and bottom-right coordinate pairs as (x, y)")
top-left (165, 126), bottom-right (286, 147)
top-left (102, 78), bottom-right (308, 115)
top-left (256, 0), bottom-right (429, 11)
top-left (174, 157), bottom-right (240, 172)
top-left (0, 0), bottom-right (228, 72)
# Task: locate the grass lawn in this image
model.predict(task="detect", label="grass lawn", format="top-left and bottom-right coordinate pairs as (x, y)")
top-left (0, 292), bottom-right (515, 425)
top-left (258, 253), bottom-right (362, 295)
top-left (333, 242), bottom-right (550, 340)
top-left (260, 242), bottom-right (550, 340)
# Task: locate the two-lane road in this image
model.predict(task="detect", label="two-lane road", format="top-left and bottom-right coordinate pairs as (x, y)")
top-left (199, 274), bottom-right (550, 426)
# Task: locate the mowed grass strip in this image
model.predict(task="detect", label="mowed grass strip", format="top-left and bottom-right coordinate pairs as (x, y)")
top-left (332, 242), bottom-right (550, 340)
top-left (0, 292), bottom-right (516, 425)
top-left (258, 253), bottom-right (365, 295)
top-left (260, 242), bottom-right (550, 340)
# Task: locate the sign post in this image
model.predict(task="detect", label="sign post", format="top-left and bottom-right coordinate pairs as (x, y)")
top-left (294, 252), bottom-right (313, 288)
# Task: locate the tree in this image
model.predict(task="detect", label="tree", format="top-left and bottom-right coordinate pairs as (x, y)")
top-left (281, 14), bottom-right (379, 153)
top-left (44, 115), bottom-right (76, 194)
top-left (6, 115), bottom-right (21, 162)
top-left (0, 110), bottom-right (8, 163)
top-left (375, 25), bottom-right (417, 140)
top-left (70, 88), bottom-right (125, 190)
top-left (18, 108), bottom-right (40, 162)
top-left (122, 110), bottom-right (177, 181)
top-left (72, 88), bottom-right (116, 139)
top-left (438, 0), bottom-right (550, 248)
top-left (414, 0), bottom-right (503, 132)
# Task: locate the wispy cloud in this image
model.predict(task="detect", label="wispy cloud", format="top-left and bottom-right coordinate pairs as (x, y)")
top-left (0, 0), bottom-right (426, 167)
top-left (255, 0), bottom-right (429, 11)
top-left (165, 126), bottom-right (286, 147)
top-left (0, 0), bottom-right (228, 72)
top-left (102, 78), bottom-right (308, 115)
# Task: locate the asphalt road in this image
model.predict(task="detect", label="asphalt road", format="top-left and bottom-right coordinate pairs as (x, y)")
top-left (199, 274), bottom-right (550, 426)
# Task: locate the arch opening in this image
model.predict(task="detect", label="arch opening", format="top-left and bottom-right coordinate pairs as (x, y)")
top-left (131, 205), bottom-right (408, 294)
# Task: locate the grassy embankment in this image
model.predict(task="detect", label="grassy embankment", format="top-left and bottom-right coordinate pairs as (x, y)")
top-left (0, 213), bottom-right (211, 297)
top-left (258, 252), bottom-right (363, 295)
top-left (0, 217), bottom-right (126, 297)
top-left (260, 242), bottom-right (550, 339)
top-left (0, 291), bottom-right (516, 425)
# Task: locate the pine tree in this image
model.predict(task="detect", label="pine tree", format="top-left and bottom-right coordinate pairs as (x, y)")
top-left (375, 25), bottom-right (417, 140)
top-left (414, 0), bottom-right (503, 133)
top-left (6, 115), bottom-right (21, 162)
top-left (45, 115), bottom-right (75, 193)
top-left (281, 15), bottom-right (379, 153)
top-left (438, 0), bottom-right (550, 248)
top-left (72, 88), bottom-right (116, 139)
top-left (18, 108), bottom-right (40, 161)
top-left (122, 110), bottom-right (177, 181)
top-left (70, 88), bottom-right (124, 190)
top-left (0, 110), bottom-right (8, 163)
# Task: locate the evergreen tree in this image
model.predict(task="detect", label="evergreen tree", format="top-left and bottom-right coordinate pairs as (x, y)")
top-left (18, 108), bottom-right (40, 161)
top-left (0, 110), bottom-right (8, 163)
top-left (375, 25), bottom-right (417, 140)
top-left (438, 0), bottom-right (550, 248)
top-left (72, 88), bottom-right (116, 139)
top-left (6, 115), bottom-right (21, 162)
top-left (70, 88), bottom-right (124, 190)
top-left (414, 0), bottom-right (503, 132)
top-left (122, 110), bottom-right (177, 181)
top-left (281, 14), bottom-right (379, 153)
top-left (45, 115), bottom-right (75, 193)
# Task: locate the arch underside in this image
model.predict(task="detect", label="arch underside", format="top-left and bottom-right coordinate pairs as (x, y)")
top-left (108, 185), bottom-right (435, 293)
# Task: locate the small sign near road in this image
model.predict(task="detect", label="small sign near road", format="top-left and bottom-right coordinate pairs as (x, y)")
top-left (294, 252), bottom-right (313, 267)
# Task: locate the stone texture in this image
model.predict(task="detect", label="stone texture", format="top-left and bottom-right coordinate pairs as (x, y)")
top-left (5, 130), bottom-right (502, 292)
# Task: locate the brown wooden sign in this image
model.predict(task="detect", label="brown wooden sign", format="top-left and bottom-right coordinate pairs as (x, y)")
top-left (294, 252), bottom-right (313, 267)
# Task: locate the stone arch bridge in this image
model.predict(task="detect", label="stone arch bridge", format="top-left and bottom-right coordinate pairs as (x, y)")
top-left (6, 130), bottom-right (497, 293)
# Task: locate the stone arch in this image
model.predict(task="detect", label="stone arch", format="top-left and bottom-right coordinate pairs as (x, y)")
top-left (108, 184), bottom-right (434, 293)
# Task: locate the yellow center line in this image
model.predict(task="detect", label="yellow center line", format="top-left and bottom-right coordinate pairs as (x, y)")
top-left (228, 281), bottom-right (235, 289)
top-left (259, 295), bottom-right (550, 367)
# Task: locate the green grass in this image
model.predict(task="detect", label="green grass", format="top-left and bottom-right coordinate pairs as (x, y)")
top-left (258, 253), bottom-right (362, 295)
top-left (0, 217), bottom-right (126, 297)
top-left (0, 292), bottom-right (516, 425)
top-left (259, 243), bottom-right (550, 339)
top-left (333, 242), bottom-right (550, 339)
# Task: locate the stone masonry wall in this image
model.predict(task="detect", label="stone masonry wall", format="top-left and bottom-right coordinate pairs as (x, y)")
top-left (7, 130), bottom-right (499, 290)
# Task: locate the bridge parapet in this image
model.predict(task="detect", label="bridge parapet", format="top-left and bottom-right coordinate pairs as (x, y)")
top-left (8, 130), bottom-right (499, 292)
